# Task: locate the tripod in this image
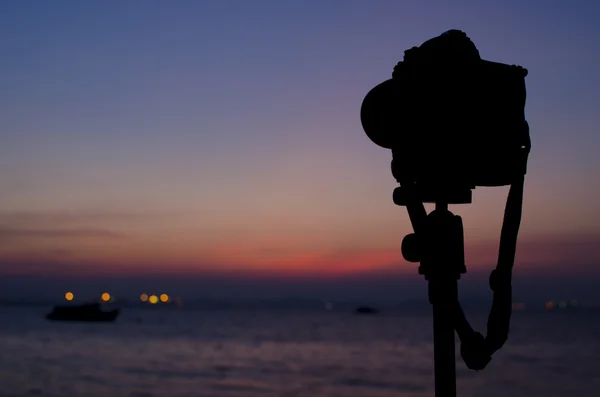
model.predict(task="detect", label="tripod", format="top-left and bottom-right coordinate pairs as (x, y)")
top-left (394, 178), bottom-right (524, 397)
top-left (357, 29), bottom-right (530, 397)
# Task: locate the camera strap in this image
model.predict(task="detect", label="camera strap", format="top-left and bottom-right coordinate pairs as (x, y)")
top-left (400, 177), bottom-right (525, 371)
top-left (453, 177), bottom-right (525, 370)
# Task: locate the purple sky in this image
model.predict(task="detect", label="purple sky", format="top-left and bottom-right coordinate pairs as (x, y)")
top-left (1, 1), bottom-right (600, 302)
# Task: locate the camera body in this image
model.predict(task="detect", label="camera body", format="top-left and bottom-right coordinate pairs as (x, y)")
top-left (360, 30), bottom-right (530, 202)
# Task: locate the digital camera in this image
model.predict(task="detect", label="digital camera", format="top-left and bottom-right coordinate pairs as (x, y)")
top-left (360, 30), bottom-right (530, 197)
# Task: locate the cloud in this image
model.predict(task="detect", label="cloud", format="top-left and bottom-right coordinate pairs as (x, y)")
top-left (0, 227), bottom-right (122, 241)
top-left (0, 260), bottom-right (80, 276)
top-left (0, 209), bottom-right (162, 226)
top-left (0, 209), bottom-right (152, 244)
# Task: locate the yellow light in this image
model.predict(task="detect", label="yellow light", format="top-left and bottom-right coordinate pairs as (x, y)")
top-left (101, 292), bottom-right (110, 302)
top-left (65, 292), bottom-right (74, 301)
top-left (140, 293), bottom-right (148, 302)
top-left (160, 293), bottom-right (169, 303)
top-left (149, 295), bottom-right (158, 304)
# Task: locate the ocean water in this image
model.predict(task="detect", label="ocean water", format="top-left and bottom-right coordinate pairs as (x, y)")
top-left (0, 305), bottom-right (598, 397)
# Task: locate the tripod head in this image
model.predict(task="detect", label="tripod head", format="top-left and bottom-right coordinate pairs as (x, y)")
top-left (360, 30), bottom-right (530, 204)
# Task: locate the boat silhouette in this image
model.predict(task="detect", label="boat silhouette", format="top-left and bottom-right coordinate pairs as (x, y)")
top-left (354, 306), bottom-right (379, 315)
top-left (46, 302), bottom-right (119, 322)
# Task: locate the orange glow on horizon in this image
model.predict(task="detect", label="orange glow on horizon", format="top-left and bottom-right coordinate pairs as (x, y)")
top-left (192, 246), bottom-right (410, 277)
top-left (160, 293), bottom-right (169, 303)
top-left (2, 232), bottom-right (600, 279)
top-left (101, 292), bottom-right (110, 302)
top-left (65, 292), bottom-right (74, 301)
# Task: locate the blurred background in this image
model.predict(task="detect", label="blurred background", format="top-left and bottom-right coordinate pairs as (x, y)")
top-left (1, 1), bottom-right (599, 396)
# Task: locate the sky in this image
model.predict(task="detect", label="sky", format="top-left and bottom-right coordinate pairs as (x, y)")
top-left (1, 0), bottom-right (600, 303)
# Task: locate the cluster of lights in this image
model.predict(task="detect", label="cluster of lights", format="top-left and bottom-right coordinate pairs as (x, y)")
top-left (140, 293), bottom-right (170, 304)
top-left (546, 300), bottom-right (578, 310)
top-left (63, 292), bottom-right (181, 306)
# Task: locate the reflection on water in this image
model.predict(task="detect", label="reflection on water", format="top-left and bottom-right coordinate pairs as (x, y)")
top-left (0, 307), bottom-right (598, 397)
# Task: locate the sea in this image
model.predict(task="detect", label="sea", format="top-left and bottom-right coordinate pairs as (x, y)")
top-left (0, 305), bottom-right (598, 397)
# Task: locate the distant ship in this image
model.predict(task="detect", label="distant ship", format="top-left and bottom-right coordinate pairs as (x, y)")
top-left (354, 306), bottom-right (379, 315)
top-left (46, 303), bottom-right (119, 322)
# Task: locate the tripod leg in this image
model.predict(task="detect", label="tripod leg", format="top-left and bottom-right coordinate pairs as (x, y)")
top-left (431, 279), bottom-right (458, 397)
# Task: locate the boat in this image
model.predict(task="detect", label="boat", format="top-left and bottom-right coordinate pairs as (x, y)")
top-left (46, 303), bottom-right (119, 322)
top-left (354, 306), bottom-right (379, 315)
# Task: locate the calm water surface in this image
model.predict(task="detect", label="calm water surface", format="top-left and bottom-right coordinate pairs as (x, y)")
top-left (0, 306), bottom-right (598, 397)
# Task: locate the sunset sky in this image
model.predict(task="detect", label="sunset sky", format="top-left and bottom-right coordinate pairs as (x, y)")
top-left (1, 1), bottom-right (600, 302)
